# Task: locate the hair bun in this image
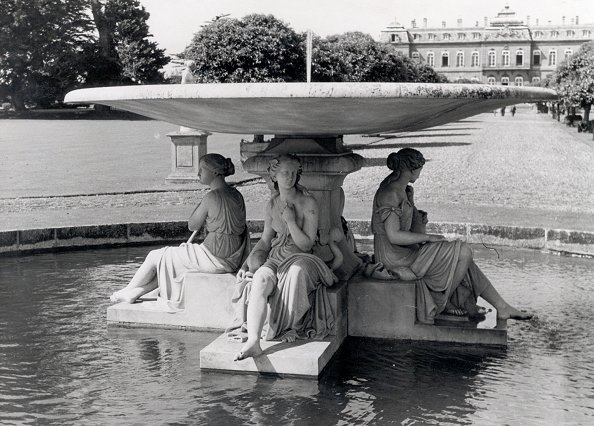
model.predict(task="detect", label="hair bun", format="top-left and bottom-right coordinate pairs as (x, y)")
top-left (386, 152), bottom-right (400, 171)
top-left (225, 158), bottom-right (235, 176)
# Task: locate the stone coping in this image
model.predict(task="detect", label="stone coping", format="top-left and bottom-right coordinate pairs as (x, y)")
top-left (1, 219), bottom-right (593, 257)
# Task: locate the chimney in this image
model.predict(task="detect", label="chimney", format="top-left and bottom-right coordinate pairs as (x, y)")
top-left (562, 16), bottom-right (566, 25)
top-left (411, 19), bottom-right (416, 28)
top-left (457, 18), bottom-right (463, 27)
top-left (423, 18), bottom-right (427, 28)
top-left (484, 17), bottom-right (488, 27)
top-left (475, 21), bottom-right (479, 27)
top-left (527, 16), bottom-right (530, 26)
top-left (571, 17), bottom-right (574, 25)
top-left (536, 18), bottom-right (539, 26)
top-left (576, 16), bottom-right (579, 25)
top-left (442, 21), bottom-right (446, 28)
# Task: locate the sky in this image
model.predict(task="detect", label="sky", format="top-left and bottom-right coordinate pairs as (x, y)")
top-left (139, 0), bottom-right (594, 55)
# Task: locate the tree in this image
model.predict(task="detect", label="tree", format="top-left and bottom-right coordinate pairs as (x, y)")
top-left (311, 32), bottom-right (409, 82)
top-left (0, 0), bottom-right (93, 110)
top-left (87, 0), bottom-right (169, 85)
top-left (184, 14), bottom-right (305, 82)
top-left (554, 42), bottom-right (594, 128)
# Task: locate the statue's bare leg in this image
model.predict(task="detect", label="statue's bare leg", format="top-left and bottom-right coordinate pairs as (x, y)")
top-left (234, 273), bottom-right (274, 361)
top-left (110, 250), bottom-right (161, 303)
top-left (481, 283), bottom-right (533, 320)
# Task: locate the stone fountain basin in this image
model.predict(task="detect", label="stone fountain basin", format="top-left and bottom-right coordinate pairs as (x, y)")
top-left (64, 82), bottom-right (557, 135)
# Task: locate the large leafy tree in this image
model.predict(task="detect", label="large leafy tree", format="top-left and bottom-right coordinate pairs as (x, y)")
top-left (87, 0), bottom-right (169, 85)
top-left (0, 0), bottom-right (93, 110)
top-left (312, 32), bottom-right (411, 82)
top-left (555, 41), bottom-right (594, 126)
top-left (184, 14), bottom-right (306, 82)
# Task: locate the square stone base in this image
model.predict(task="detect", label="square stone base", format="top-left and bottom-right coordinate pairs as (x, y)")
top-left (200, 280), bottom-right (348, 377)
top-left (200, 333), bottom-right (344, 377)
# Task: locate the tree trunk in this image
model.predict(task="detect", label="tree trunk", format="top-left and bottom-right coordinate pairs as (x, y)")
top-left (10, 91), bottom-right (26, 111)
top-left (90, 0), bottom-right (113, 59)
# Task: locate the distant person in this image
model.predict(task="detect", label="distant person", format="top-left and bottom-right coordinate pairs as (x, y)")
top-left (511, 106), bottom-right (517, 117)
top-left (500, 106), bottom-right (506, 116)
top-left (110, 154), bottom-right (249, 309)
top-left (371, 148), bottom-right (533, 324)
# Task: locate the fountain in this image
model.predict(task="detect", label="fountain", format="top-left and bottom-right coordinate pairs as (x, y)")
top-left (64, 82), bottom-right (557, 376)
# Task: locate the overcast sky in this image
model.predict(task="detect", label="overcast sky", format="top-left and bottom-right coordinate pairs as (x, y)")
top-left (138, 0), bottom-right (594, 55)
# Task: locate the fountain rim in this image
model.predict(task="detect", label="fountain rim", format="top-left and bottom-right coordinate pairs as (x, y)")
top-left (64, 82), bottom-right (558, 104)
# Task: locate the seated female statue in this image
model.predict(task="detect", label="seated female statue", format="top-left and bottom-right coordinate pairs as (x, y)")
top-left (232, 154), bottom-right (337, 361)
top-left (371, 148), bottom-right (533, 324)
top-left (110, 153), bottom-right (249, 309)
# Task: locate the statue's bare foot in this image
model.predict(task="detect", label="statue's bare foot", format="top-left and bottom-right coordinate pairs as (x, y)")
top-left (281, 330), bottom-right (297, 343)
top-left (497, 306), bottom-right (533, 321)
top-left (109, 290), bottom-right (136, 304)
top-left (234, 341), bottom-right (263, 361)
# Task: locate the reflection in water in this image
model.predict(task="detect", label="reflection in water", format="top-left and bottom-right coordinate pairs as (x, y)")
top-left (0, 246), bottom-right (593, 424)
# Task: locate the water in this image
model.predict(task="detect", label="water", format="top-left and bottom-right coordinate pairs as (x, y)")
top-left (1, 246), bottom-right (593, 425)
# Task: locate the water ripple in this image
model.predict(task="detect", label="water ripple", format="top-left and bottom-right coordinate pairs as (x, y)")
top-left (1, 246), bottom-right (593, 424)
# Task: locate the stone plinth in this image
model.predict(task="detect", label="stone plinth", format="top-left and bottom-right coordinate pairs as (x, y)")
top-left (200, 280), bottom-right (348, 377)
top-left (166, 130), bottom-right (210, 182)
top-left (107, 272), bottom-right (236, 330)
top-left (348, 275), bottom-right (507, 346)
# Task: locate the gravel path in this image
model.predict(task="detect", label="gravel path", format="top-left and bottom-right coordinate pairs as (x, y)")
top-left (1, 106), bottom-right (593, 231)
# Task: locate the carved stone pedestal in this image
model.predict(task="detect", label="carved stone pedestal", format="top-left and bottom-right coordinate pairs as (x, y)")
top-left (166, 130), bottom-right (210, 182)
top-left (242, 135), bottom-right (364, 245)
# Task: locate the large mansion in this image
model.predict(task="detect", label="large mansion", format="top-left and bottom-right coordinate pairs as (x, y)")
top-left (380, 6), bottom-right (594, 85)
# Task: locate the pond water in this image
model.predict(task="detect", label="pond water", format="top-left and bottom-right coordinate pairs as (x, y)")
top-left (1, 245), bottom-right (593, 425)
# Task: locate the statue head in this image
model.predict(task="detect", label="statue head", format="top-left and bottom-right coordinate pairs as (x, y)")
top-left (268, 154), bottom-right (302, 191)
top-left (200, 153), bottom-right (235, 177)
top-left (387, 148), bottom-right (425, 173)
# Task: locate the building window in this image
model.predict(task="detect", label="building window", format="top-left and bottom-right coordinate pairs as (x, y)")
top-left (583, 30), bottom-right (591, 37)
top-left (533, 50), bottom-right (541, 66)
top-left (566, 30), bottom-right (575, 37)
top-left (565, 49), bottom-right (573, 60)
top-left (471, 51), bottom-right (479, 67)
top-left (412, 52), bottom-right (420, 61)
top-left (549, 50), bottom-right (557, 66)
top-left (472, 32), bottom-right (481, 39)
top-left (532, 76), bottom-right (541, 84)
top-left (427, 52), bottom-right (435, 67)
top-left (514, 76), bottom-right (524, 86)
top-left (457, 32), bottom-right (466, 40)
top-left (456, 51), bottom-right (464, 67)
top-left (487, 76), bottom-right (496, 85)
top-left (534, 30), bottom-right (543, 38)
top-left (550, 30), bottom-right (559, 38)
top-left (413, 33), bottom-right (422, 40)
top-left (516, 50), bottom-right (524, 66)
top-left (443, 33), bottom-right (451, 40)
top-left (502, 50), bottom-right (510, 66)
top-left (442, 52), bottom-right (449, 67)
top-left (488, 51), bottom-right (496, 67)
top-left (428, 33), bottom-right (435, 40)
top-left (501, 77), bottom-right (509, 86)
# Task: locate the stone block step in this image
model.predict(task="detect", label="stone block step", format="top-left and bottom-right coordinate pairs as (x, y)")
top-left (107, 272), bottom-right (237, 330)
top-left (347, 275), bottom-right (507, 346)
top-left (200, 332), bottom-right (345, 377)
